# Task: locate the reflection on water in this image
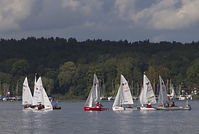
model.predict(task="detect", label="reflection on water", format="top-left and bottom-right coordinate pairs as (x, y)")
top-left (21, 111), bottom-right (50, 134)
top-left (0, 100), bottom-right (198, 134)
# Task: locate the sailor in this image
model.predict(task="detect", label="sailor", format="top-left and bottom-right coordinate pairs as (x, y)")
top-left (24, 104), bottom-right (29, 109)
top-left (170, 101), bottom-right (175, 107)
top-left (96, 102), bottom-right (103, 108)
top-left (37, 103), bottom-right (44, 110)
top-left (146, 103), bottom-right (152, 108)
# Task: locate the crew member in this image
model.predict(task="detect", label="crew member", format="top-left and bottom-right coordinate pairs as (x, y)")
top-left (96, 102), bottom-right (103, 108)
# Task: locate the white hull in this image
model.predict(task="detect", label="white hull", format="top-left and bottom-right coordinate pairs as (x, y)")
top-left (156, 106), bottom-right (191, 111)
top-left (112, 106), bottom-right (137, 111)
top-left (179, 97), bottom-right (185, 100)
top-left (140, 107), bottom-right (156, 111)
top-left (112, 106), bottom-right (125, 111)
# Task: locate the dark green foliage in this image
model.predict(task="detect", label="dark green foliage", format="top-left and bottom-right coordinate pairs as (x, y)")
top-left (0, 37), bottom-right (198, 99)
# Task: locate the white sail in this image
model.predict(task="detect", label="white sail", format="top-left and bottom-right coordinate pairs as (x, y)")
top-left (121, 75), bottom-right (133, 105)
top-left (84, 74), bottom-right (101, 107)
top-left (85, 89), bottom-right (93, 107)
top-left (37, 77), bottom-right (53, 110)
top-left (33, 77), bottom-right (43, 105)
top-left (139, 86), bottom-right (144, 106)
top-left (113, 75), bottom-right (133, 108)
top-left (113, 84), bottom-right (122, 107)
top-left (32, 75), bottom-right (38, 105)
top-left (140, 74), bottom-right (156, 105)
top-left (158, 76), bottom-right (168, 106)
top-left (22, 77), bottom-right (33, 105)
top-left (170, 83), bottom-right (175, 99)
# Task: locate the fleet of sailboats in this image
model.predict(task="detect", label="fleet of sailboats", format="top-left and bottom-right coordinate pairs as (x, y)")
top-left (83, 73), bottom-right (191, 111)
top-left (22, 72), bottom-right (192, 112)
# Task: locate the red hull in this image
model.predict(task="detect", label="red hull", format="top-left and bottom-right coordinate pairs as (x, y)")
top-left (84, 106), bottom-right (108, 111)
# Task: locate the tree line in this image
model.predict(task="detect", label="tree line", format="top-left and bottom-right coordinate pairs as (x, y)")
top-left (0, 37), bottom-right (199, 99)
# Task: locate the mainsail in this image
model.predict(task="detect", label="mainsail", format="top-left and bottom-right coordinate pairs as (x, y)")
top-left (84, 74), bottom-right (101, 107)
top-left (113, 75), bottom-right (133, 107)
top-left (139, 86), bottom-right (144, 106)
top-left (22, 77), bottom-right (33, 105)
top-left (140, 74), bottom-right (156, 105)
top-left (170, 82), bottom-right (175, 99)
top-left (158, 76), bottom-right (168, 106)
top-left (32, 75), bottom-right (39, 105)
top-left (32, 76), bottom-right (43, 105)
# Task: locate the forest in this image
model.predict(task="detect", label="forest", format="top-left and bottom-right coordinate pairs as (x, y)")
top-left (0, 37), bottom-right (199, 99)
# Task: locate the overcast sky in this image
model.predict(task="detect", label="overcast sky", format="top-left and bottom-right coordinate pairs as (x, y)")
top-left (0, 0), bottom-right (199, 42)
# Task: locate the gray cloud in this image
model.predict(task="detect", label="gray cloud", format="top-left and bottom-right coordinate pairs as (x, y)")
top-left (128, 0), bottom-right (199, 30)
top-left (0, 0), bottom-right (36, 31)
top-left (0, 0), bottom-right (198, 42)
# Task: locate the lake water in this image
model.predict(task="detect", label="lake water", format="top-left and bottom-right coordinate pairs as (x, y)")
top-left (0, 100), bottom-right (198, 134)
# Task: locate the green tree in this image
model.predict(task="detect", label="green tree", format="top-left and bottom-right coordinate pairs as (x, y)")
top-left (11, 59), bottom-right (29, 76)
top-left (58, 61), bottom-right (77, 93)
top-left (42, 77), bottom-right (54, 95)
top-left (187, 58), bottom-right (199, 88)
top-left (0, 72), bottom-right (12, 96)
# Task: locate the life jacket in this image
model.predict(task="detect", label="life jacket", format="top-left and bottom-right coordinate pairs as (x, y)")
top-left (146, 104), bottom-right (152, 108)
top-left (96, 103), bottom-right (102, 107)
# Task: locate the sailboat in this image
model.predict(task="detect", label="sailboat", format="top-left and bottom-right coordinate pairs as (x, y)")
top-left (156, 76), bottom-right (168, 109)
top-left (112, 75), bottom-right (135, 111)
top-left (32, 77), bottom-right (53, 111)
top-left (22, 77), bottom-right (33, 109)
top-left (156, 76), bottom-right (191, 110)
top-left (84, 74), bottom-right (108, 111)
top-left (139, 74), bottom-right (157, 110)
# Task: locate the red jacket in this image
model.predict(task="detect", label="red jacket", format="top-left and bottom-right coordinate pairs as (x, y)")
top-left (96, 103), bottom-right (103, 107)
top-left (146, 104), bottom-right (152, 108)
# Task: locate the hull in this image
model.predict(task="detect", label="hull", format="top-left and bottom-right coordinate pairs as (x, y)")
top-left (112, 106), bottom-right (137, 111)
top-left (23, 107), bottom-right (32, 110)
top-left (156, 106), bottom-right (191, 111)
top-left (84, 106), bottom-right (108, 111)
top-left (53, 106), bottom-right (61, 110)
top-left (31, 105), bottom-right (53, 112)
top-left (112, 106), bottom-right (125, 111)
top-left (140, 107), bottom-right (156, 111)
